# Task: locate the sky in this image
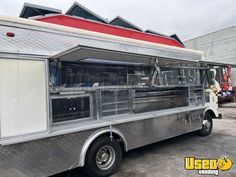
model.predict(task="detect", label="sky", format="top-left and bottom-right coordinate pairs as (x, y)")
top-left (0, 0), bottom-right (236, 40)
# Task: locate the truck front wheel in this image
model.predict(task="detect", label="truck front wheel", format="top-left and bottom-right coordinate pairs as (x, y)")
top-left (84, 136), bottom-right (122, 177)
top-left (197, 112), bottom-right (213, 136)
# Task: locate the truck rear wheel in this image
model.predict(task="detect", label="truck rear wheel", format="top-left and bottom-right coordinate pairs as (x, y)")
top-left (197, 112), bottom-right (213, 136)
top-left (84, 136), bottom-right (122, 177)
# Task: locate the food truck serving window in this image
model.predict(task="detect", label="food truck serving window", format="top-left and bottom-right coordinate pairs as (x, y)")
top-left (50, 61), bottom-right (152, 88)
top-left (49, 45), bottom-right (204, 125)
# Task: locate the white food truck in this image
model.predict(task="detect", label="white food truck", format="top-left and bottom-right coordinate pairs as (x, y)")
top-left (0, 15), bottom-right (220, 177)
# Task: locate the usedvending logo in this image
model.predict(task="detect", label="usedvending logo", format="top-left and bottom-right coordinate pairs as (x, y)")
top-left (185, 156), bottom-right (233, 176)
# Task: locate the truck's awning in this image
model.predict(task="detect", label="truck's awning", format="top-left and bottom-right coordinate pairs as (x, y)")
top-left (200, 60), bottom-right (236, 68)
top-left (51, 45), bottom-right (153, 65)
top-left (51, 42), bottom-right (203, 64)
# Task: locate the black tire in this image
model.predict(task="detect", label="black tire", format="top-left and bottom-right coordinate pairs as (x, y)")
top-left (84, 136), bottom-right (122, 177)
top-left (197, 112), bottom-right (213, 136)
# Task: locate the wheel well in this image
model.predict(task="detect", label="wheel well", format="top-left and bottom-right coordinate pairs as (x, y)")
top-left (79, 129), bottom-right (127, 167)
top-left (205, 109), bottom-right (216, 118)
top-left (98, 133), bottom-right (126, 152)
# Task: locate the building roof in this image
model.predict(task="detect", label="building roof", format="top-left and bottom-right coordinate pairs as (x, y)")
top-left (145, 30), bottom-right (185, 46)
top-left (170, 34), bottom-right (185, 47)
top-left (66, 2), bottom-right (107, 23)
top-left (145, 29), bottom-right (168, 37)
top-left (35, 14), bottom-right (184, 48)
top-left (18, 2), bottom-right (184, 48)
top-left (109, 16), bottom-right (142, 31)
top-left (19, 3), bottom-right (61, 18)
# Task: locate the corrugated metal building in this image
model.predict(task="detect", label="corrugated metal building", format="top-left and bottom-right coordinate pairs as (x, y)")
top-left (184, 26), bottom-right (236, 86)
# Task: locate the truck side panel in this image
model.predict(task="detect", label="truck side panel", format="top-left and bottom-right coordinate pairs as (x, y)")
top-left (0, 109), bottom-right (203, 177)
top-left (0, 59), bottom-right (48, 137)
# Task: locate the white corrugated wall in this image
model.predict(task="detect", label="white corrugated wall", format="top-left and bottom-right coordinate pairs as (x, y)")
top-left (184, 25), bottom-right (236, 86)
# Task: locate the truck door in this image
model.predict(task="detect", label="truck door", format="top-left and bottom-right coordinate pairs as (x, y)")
top-left (0, 59), bottom-right (48, 139)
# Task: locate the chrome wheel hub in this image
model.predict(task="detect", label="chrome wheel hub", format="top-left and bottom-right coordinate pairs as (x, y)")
top-left (96, 146), bottom-right (116, 170)
top-left (202, 119), bottom-right (211, 131)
